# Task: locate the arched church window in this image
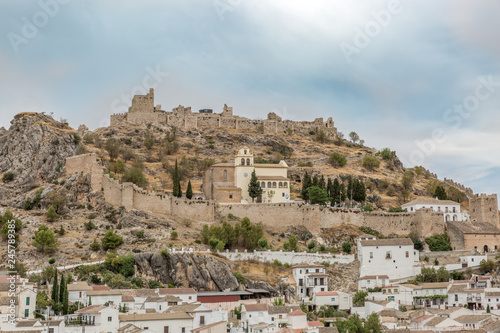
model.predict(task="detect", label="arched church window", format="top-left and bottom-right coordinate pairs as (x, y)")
top-left (267, 182), bottom-right (272, 188)
top-left (279, 182), bottom-right (283, 188)
top-left (241, 158), bottom-right (245, 165)
top-left (246, 158), bottom-right (250, 165)
top-left (272, 182), bottom-right (277, 188)
top-left (244, 149), bottom-right (247, 154)
top-left (284, 182), bottom-right (288, 188)
top-left (261, 182), bottom-right (265, 188)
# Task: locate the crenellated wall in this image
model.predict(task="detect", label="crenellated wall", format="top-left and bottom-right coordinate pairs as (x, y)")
top-left (65, 154), bottom-right (446, 236)
top-left (109, 89), bottom-right (338, 138)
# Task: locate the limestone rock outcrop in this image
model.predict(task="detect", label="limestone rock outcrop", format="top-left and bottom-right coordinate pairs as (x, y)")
top-left (134, 252), bottom-right (239, 291)
top-left (0, 113), bottom-right (80, 190)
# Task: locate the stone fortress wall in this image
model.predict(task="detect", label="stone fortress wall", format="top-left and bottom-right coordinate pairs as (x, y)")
top-left (65, 154), bottom-right (447, 237)
top-left (110, 88), bottom-right (338, 138)
top-left (469, 193), bottom-right (500, 227)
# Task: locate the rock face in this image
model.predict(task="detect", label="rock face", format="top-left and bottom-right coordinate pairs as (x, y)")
top-left (134, 252), bottom-right (240, 291)
top-left (0, 113), bottom-right (80, 189)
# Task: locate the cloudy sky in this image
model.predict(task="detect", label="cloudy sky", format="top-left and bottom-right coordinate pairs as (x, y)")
top-left (1, 0), bottom-right (499, 197)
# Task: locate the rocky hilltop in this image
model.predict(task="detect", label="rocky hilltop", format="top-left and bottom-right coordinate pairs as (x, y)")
top-left (0, 112), bottom-right (475, 291)
top-left (0, 112), bottom-right (80, 200)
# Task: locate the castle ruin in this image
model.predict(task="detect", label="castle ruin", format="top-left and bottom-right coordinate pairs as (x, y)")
top-left (110, 88), bottom-right (338, 138)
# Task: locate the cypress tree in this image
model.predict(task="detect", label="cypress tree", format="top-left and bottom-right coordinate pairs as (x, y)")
top-left (172, 159), bottom-right (180, 197)
top-left (312, 175), bottom-right (319, 187)
top-left (331, 178), bottom-right (341, 206)
top-left (59, 274), bottom-right (66, 303)
top-left (51, 268), bottom-right (58, 302)
top-left (88, 296), bottom-right (92, 306)
top-left (63, 280), bottom-right (69, 315)
top-left (327, 178), bottom-right (333, 198)
top-left (340, 183), bottom-right (347, 202)
top-left (186, 180), bottom-right (193, 199)
top-left (248, 170), bottom-right (262, 203)
top-left (301, 172), bottom-right (311, 202)
top-left (319, 175), bottom-right (326, 190)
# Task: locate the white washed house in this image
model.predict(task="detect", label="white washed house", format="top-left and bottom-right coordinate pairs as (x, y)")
top-left (401, 197), bottom-right (469, 222)
top-left (292, 264), bottom-right (328, 300)
top-left (357, 238), bottom-right (418, 280)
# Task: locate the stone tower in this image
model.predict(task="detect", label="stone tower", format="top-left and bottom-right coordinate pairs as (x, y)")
top-left (469, 194), bottom-right (499, 228)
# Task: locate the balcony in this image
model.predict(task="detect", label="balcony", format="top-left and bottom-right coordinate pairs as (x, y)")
top-left (385, 255), bottom-right (392, 259)
top-left (65, 315), bottom-right (96, 326)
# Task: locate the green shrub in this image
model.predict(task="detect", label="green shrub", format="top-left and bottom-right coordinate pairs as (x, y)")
top-left (363, 155), bottom-right (381, 171)
top-left (170, 231), bottom-right (178, 240)
top-left (90, 239), bottom-right (100, 251)
top-left (46, 206), bottom-right (59, 222)
top-left (329, 152), bottom-right (347, 167)
top-left (101, 229), bottom-right (123, 250)
top-left (258, 238), bottom-right (268, 248)
top-left (84, 220), bottom-right (97, 231)
top-left (380, 148), bottom-right (393, 161)
top-left (308, 241), bottom-right (316, 250)
top-left (136, 230), bottom-right (144, 239)
top-left (342, 242), bottom-right (351, 254)
top-left (48, 258), bottom-right (56, 265)
top-left (233, 272), bottom-right (247, 284)
top-left (2, 172), bottom-right (15, 183)
top-left (425, 234), bottom-right (451, 251)
top-left (123, 167), bottom-right (148, 188)
top-left (148, 280), bottom-right (163, 289)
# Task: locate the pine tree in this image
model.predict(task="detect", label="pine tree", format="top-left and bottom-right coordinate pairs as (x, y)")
top-left (186, 180), bottom-right (193, 199)
top-left (301, 172), bottom-right (311, 202)
top-left (172, 159), bottom-right (180, 197)
top-left (434, 185), bottom-right (448, 200)
top-left (51, 268), bottom-right (58, 302)
top-left (248, 170), bottom-right (262, 203)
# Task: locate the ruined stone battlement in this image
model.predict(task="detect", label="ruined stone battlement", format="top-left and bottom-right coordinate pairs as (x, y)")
top-left (110, 88), bottom-right (337, 138)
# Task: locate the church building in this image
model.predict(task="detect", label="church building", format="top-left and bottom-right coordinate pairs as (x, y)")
top-left (203, 146), bottom-right (290, 204)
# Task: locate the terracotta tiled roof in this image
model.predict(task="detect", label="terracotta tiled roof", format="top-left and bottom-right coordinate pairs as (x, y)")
top-left (119, 312), bottom-right (193, 322)
top-left (424, 316), bottom-right (446, 326)
top-left (308, 321), bottom-right (325, 327)
top-left (243, 304), bottom-right (268, 312)
top-left (75, 305), bottom-right (108, 313)
top-left (359, 275), bottom-right (389, 280)
top-left (454, 315), bottom-right (491, 323)
top-left (413, 315), bottom-right (434, 323)
top-left (92, 285), bottom-right (110, 291)
top-left (67, 281), bottom-right (93, 291)
top-left (449, 221), bottom-right (500, 234)
top-left (403, 197), bottom-right (460, 206)
top-left (159, 288), bottom-right (196, 295)
top-left (191, 321), bottom-right (226, 332)
top-left (315, 291), bottom-right (338, 296)
top-left (289, 309), bottom-right (306, 316)
top-left (449, 284), bottom-right (468, 293)
top-left (360, 238), bottom-right (414, 246)
top-left (268, 306), bottom-right (300, 314)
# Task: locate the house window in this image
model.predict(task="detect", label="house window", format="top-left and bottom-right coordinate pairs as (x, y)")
top-left (321, 288), bottom-right (324, 291)
top-left (331, 297), bottom-right (336, 301)
top-left (261, 182), bottom-right (265, 188)
top-left (200, 316), bottom-right (205, 325)
top-left (316, 269), bottom-right (320, 273)
top-left (79, 292), bottom-right (82, 298)
top-left (164, 327), bottom-right (169, 333)
top-left (386, 251), bottom-right (391, 259)
top-left (438, 207), bottom-right (441, 212)
top-left (455, 295), bottom-right (458, 301)
top-left (26, 297), bottom-right (30, 306)
top-left (279, 315), bottom-right (283, 319)
top-left (282, 193), bottom-right (285, 197)
top-left (370, 252), bottom-right (373, 259)
top-left (229, 194), bottom-right (233, 199)
top-left (405, 251), bottom-right (409, 258)
top-left (272, 317), bottom-right (275, 321)
top-left (182, 328), bottom-right (186, 333)
top-left (159, 305), bottom-right (162, 311)
top-left (108, 316), bottom-right (112, 322)
top-left (189, 296), bottom-right (192, 300)
top-left (224, 170), bottom-right (227, 180)
top-left (453, 207), bottom-right (456, 213)
top-left (49, 329), bottom-right (54, 333)
top-left (24, 309), bottom-right (29, 317)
